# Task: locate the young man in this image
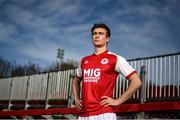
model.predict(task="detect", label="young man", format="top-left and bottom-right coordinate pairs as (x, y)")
top-left (73, 23), bottom-right (142, 120)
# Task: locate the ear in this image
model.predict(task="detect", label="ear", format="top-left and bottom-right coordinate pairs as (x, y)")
top-left (106, 38), bottom-right (109, 42)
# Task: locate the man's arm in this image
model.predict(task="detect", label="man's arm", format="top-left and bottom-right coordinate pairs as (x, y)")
top-left (100, 73), bottom-right (142, 107)
top-left (72, 76), bottom-right (82, 111)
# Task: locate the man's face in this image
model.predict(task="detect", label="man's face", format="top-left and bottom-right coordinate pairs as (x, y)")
top-left (92, 28), bottom-right (109, 47)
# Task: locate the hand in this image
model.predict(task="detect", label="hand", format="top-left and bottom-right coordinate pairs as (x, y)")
top-left (74, 98), bottom-right (83, 111)
top-left (100, 96), bottom-right (120, 107)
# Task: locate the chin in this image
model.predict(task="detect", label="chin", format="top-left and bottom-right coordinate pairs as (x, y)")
top-left (93, 44), bottom-right (104, 47)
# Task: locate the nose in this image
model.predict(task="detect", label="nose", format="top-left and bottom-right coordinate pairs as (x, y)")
top-left (94, 35), bottom-right (99, 39)
top-left (94, 33), bottom-right (100, 38)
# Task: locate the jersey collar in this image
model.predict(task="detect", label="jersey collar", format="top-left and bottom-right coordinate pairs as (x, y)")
top-left (93, 50), bottom-right (109, 56)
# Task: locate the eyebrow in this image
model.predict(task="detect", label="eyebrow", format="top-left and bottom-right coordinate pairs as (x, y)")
top-left (92, 32), bottom-right (105, 35)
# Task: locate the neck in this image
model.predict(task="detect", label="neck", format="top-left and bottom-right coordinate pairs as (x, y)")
top-left (94, 46), bottom-right (107, 55)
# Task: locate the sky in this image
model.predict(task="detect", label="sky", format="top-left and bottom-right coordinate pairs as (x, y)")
top-left (0, 0), bottom-right (180, 68)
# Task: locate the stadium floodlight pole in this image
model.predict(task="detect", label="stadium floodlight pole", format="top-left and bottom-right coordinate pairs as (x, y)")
top-left (57, 48), bottom-right (64, 70)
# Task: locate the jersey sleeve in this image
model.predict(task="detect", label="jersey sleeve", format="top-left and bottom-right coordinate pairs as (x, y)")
top-left (115, 55), bottom-right (136, 79)
top-left (76, 59), bottom-right (82, 78)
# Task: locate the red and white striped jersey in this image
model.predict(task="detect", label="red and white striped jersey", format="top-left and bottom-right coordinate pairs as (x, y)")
top-left (76, 50), bottom-right (136, 117)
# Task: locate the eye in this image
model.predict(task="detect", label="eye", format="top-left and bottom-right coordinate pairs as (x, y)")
top-left (99, 32), bottom-right (104, 35)
top-left (93, 32), bottom-right (97, 35)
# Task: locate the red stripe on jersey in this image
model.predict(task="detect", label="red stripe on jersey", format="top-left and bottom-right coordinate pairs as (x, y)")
top-left (126, 71), bottom-right (137, 80)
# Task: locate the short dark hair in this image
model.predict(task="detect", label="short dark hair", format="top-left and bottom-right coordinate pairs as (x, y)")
top-left (91, 23), bottom-right (111, 38)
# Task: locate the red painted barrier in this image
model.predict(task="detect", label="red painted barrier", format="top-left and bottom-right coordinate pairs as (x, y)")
top-left (0, 101), bottom-right (180, 117)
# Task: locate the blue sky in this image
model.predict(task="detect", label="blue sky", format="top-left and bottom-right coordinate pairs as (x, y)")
top-left (0, 0), bottom-right (180, 67)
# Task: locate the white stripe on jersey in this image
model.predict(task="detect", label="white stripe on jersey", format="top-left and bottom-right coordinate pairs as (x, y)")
top-left (107, 51), bottom-right (135, 78)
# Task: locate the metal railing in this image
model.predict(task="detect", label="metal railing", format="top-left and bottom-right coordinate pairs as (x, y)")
top-left (0, 52), bottom-right (179, 110)
top-left (113, 52), bottom-right (180, 102)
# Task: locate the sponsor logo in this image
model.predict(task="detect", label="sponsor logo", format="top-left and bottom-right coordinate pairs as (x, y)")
top-left (101, 58), bottom-right (108, 64)
top-left (83, 68), bottom-right (101, 82)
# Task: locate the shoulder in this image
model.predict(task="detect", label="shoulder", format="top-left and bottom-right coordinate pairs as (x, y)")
top-left (107, 51), bottom-right (130, 66)
top-left (82, 54), bottom-right (93, 60)
top-left (107, 51), bottom-right (126, 60)
top-left (80, 54), bottom-right (93, 63)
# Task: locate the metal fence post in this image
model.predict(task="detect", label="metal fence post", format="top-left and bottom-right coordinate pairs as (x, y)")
top-left (25, 75), bottom-right (30, 109)
top-left (45, 72), bottom-right (50, 109)
top-left (140, 65), bottom-right (146, 103)
top-left (8, 77), bottom-right (13, 110)
top-left (137, 65), bottom-right (146, 119)
top-left (67, 72), bottom-right (75, 108)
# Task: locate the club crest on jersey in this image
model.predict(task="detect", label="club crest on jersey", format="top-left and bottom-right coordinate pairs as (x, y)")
top-left (101, 58), bottom-right (108, 64)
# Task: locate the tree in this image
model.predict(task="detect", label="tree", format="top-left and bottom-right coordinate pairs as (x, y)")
top-left (24, 62), bottom-right (41, 75)
top-left (44, 59), bottom-right (79, 72)
top-left (60, 59), bottom-right (78, 70)
top-left (0, 56), bottom-right (78, 78)
top-left (11, 65), bottom-right (25, 77)
top-left (0, 57), bottom-right (12, 78)
top-left (11, 62), bottom-right (42, 76)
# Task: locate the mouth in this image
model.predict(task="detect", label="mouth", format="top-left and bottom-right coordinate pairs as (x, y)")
top-left (93, 39), bottom-right (100, 42)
